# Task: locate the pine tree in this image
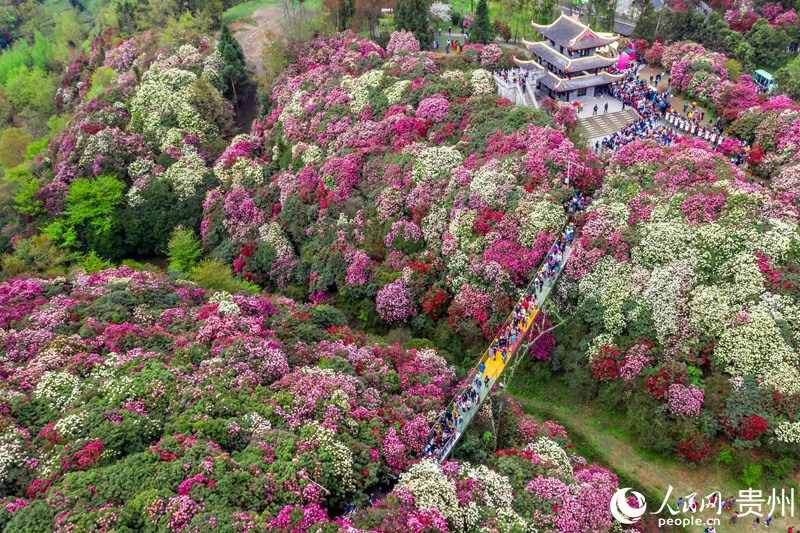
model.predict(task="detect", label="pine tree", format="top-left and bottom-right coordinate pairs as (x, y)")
top-left (472, 0), bottom-right (494, 44)
top-left (394, 0), bottom-right (410, 31)
top-left (338, 0), bottom-right (355, 31)
top-left (394, 0), bottom-right (430, 49)
top-left (218, 24), bottom-right (248, 105)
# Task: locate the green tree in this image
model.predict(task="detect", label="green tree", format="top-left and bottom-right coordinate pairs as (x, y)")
top-left (188, 76), bottom-right (234, 137)
top-left (734, 40), bottom-right (756, 71)
top-left (0, 127), bottom-right (29, 168)
top-left (394, 0), bottom-right (409, 30)
top-left (631, 0), bottom-right (657, 41)
top-left (724, 58), bottom-right (742, 79)
top-left (5, 66), bottom-right (57, 114)
top-left (590, 0), bottom-right (618, 32)
top-left (167, 226), bottom-right (202, 273)
top-left (0, 6), bottom-right (19, 48)
top-left (122, 177), bottom-right (207, 256)
top-left (42, 176), bottom-right (125, 258)
top-left (54, 8), bottom-right (86, 48)
top-left (190, 258), bottom-right (244, 292)
top-left (746, 18), bottom-right (790, 70)
top-left (339, 0), bottom-right (355, 30)
top-left (30, 31), bottom-right (55, 71)
top-left (115, 0), bottom-right (136, 33)
top-left (535, 0), bottom-right (556, 25)
top-left (472, 0), bottom-right (494, 44)
top-left (136, 0), bottom-right (179, 30)
top-left (218, 23), bottom-right (248, 104)
top-left (395, 0), bottom-right (431, 50)
top-left (776, 56), bottom-right (800, 101)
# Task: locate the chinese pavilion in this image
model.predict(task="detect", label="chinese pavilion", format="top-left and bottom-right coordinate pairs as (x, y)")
top-left (515, 14), bottom-right (623, 101)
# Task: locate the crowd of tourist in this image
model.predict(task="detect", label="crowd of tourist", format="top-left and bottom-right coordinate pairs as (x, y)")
top-left (597, 67), bottom-right (736, 156)
top-left (664, 102), bottom-right (725, 145)
top-left (422, 213), bottom-right (584, 460)
top-left (495, 68), bottom-right (532, 92)
top-left (597, 71), bottom-right (680, 152)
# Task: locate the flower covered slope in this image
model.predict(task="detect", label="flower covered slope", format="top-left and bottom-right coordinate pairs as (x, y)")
top-left (29, 33), bottom-right (234, 256)
top-left (565, 138), bottom-right (800, 456)
top-left (201, 31), bottom-right (602, 341)
top-left (0, 268), bottom-right (619, 532)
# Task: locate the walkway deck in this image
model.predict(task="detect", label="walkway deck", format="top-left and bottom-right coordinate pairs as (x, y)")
top-left (423, 235), bottom-right (574, 463)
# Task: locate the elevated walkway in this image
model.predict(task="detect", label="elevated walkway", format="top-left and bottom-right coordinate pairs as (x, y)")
top-left (422, 231), bottom-right (574, 463)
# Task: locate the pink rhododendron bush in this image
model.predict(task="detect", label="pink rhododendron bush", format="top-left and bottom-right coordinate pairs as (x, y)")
top-left (553, 139), bottom-right (800, 460)
top-left (201, 32), bottom-right (602, 347)
top-left (0, 268), bottom-right (620, 531)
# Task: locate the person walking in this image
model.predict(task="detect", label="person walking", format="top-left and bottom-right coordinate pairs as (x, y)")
top-left (766, 514), bottom-right (772, 527)
top-left (593, 104), bottom-right (598, 116)
top-left (754, 518), bottom-right (760, 529)
top-left (604, 102), bottom-right (608, 114)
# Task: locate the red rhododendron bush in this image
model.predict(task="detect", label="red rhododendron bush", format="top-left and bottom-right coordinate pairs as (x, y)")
top-left (200, 32), bottom-right (601, 346)
top-left (557, 138), bottom-right (800, 460)
top-left (0, 267), bottom-right (619, 531)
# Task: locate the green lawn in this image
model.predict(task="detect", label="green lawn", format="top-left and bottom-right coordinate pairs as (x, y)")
top-left (223, 0), bottom-right (322, 23)
top-left (223, 0), bottom-right (279, 23)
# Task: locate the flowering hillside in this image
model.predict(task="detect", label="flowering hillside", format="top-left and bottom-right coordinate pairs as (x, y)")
top-left (0, 267), bottom-right (619, 531)
top-left (201, 32), bottom-right (602, 345)
top-left (16, 34), bottom-right (235, 259)
top-left (561, 138), bottom-right (800, 459)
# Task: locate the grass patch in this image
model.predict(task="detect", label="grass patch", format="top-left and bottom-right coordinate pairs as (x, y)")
top-left (223, 0), bottom-right (279, 23)
top-left (224, 0), bottom-right (323, 23)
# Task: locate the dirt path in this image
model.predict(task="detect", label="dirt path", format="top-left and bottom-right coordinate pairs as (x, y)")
top-left (231, 6), bottom-right (287, 77)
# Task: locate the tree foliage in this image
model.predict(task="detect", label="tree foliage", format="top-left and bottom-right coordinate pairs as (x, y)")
top-left (218, 23), bottom-right (248, 103)
top-left (167, 226), bottom-right (202, 273)
top-left (472, 0), bottom-right (494, 44)
top-left (394, 0), bottom-right (430, 50)
top-left (43, 176), bottom-right (125, 258)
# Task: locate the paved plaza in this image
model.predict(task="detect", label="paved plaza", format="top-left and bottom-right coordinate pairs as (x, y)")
top-left (579, 109), bottom-right (640, 141)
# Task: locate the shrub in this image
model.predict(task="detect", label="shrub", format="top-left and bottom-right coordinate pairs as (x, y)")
top-left (42, 175), bottom-right (126, 258)
top-left (189, 259), bottom-right (242, 293)
top-left (676, 434), bottom-right (712, 463)
top-left (81, 251), bottom-right (114, 273)
top-left (740, 462), bottom-right (762, 486)
top-left (167, 226), bottom-right (202, 274)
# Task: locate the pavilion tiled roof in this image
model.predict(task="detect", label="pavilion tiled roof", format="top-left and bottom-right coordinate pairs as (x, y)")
top-left (531, 14), bottom-right (619, 50)
top-left (513, 57), bottom-right (545, 71)
top-left (536, 70), bottom-right (624, 92)
top-left (522, 41), bottom-right (617, 73)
